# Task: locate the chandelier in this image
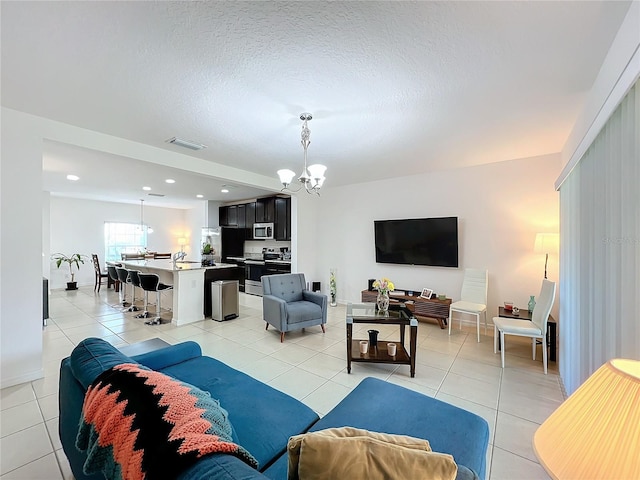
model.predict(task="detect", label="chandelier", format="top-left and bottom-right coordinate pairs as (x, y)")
top-left (277, 113), bottom-right (327, 195)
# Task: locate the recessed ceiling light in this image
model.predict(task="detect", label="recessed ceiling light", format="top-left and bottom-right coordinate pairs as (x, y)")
top-left (165, 179), bottom-right (175, 184)
top-left (143, 186), bottom-right (151, 191)
top-left (165, 137), bottom-right (207, 151)
top-left (221, 188), bottom-right (229, 193)
top-left (196, 194), bottom-right (204, 198)
top-left (66, 174), bottom-right (79, 181)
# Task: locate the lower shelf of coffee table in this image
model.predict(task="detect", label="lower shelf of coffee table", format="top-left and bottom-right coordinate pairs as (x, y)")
top-left (350, 340), bottom-right (410, 364)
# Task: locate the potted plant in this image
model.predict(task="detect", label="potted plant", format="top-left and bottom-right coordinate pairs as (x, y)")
top-left (52, 253), bottom-right (87, 290)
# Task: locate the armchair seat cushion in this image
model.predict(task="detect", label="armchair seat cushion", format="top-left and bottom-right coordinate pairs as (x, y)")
top-left (286, 301), bottom-right (323, 324)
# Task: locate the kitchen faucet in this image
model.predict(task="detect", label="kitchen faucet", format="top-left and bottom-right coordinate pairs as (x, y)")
top-left (173, 251), bottom-right (187, 268)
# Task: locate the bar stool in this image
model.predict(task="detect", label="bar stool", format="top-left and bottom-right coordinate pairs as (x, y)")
top-left (127, 270), bottom-right (142, 313)
top-left (106, 265), bottom-right (120, 293)
top-left (138, 273), bottom-right (173, 325)
top-left (115, 267), bottom-right (131, 307)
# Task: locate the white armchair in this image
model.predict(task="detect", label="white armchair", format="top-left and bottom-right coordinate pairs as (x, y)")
top-left (493, 279), bottom-right (556, 374)
top-left (448, 268), bottom-right (488, 342)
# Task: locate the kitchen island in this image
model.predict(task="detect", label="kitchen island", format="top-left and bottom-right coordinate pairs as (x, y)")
top-left (116, 259), bottom-right (242, 326)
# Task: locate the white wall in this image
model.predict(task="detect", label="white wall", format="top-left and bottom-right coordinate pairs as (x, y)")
top-left (48, 197), bottom-right (189, 289)
top-left (1, 110), bottom-right (44, 388)
top-left (311, 153), bottom-right (561, 323)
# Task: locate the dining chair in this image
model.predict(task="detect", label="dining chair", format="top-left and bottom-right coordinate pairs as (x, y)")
top-left (449, 268), bottom-right (488, 342)
top-left (493, 279), bottom-right (556, 374)
top-left (91, 254), bottom-right (110, 292)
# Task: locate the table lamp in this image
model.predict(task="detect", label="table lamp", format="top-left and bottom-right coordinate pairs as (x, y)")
top-left (534, 233), bottom-right (559, 279)
top-left (533, 359), bottom-right (640, 479)
top-left (177, 237), bottom-right (187, 253)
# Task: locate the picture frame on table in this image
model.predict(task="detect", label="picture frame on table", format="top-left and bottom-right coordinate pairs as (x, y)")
top-left (420, 288), bottom-right (433, 299)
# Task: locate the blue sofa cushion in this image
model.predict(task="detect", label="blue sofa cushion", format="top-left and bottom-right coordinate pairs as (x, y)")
top-left (285, 301), bottom-right (323, 324)
top-left (158, 355), bottom-right (319, 471)
top-left (178, 454), bottom-right (271, 480)
top-left (70, 337), bottom-right (137, 389)
top-left (307, 378), bottom-right (489, 480)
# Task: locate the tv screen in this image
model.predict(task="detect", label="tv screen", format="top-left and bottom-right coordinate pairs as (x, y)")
top-left (374, 217), bottom-right (458, 267)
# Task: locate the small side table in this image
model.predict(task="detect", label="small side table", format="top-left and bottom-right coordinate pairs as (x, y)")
top-left (347, 303), bottom-right (418, 377)
top-left (497, 307), bottom-right (556, 362)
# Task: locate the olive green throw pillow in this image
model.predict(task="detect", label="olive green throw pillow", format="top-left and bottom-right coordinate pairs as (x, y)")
top-left (287, 427), bottom-right (458, 480)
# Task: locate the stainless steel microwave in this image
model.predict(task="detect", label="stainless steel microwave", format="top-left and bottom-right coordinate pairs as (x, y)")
top-left (253, 223), bottom-right (274, 240)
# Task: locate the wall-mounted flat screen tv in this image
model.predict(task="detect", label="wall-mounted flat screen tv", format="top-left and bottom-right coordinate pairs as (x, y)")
top-left (374, 217), bottom-right (458, 267)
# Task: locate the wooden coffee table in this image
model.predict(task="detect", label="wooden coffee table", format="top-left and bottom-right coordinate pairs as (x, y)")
top-left (346, 303), bottom-right (418, 377)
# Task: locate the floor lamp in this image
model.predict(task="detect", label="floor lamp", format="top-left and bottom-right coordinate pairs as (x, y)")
top-left (534, 233), bottom-right (559, 279)
top-left (534, 359), bottom-right (640, 479)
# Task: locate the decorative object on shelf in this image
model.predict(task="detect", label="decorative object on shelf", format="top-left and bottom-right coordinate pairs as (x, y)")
top-left (52, 253), bottom-right (87, 290)
top-left (359, 340), bottom-right (368, 354)
top-left (329, 268), bottom-right (337, 307)
top-left (277, 113), bottom-right (327, 195)
top-left (387, 342), bottom-right (397, 356)
top-left (438, 294), bottom-right (447, 301)
top-left (368, 329), bottom-right (379, 348)
top-left (512, 307), bottom-right (520, 315)
top-left (528, 295), bottom-right (536, 312)
top-left (534, 233), bottom-right (559, 279)
top-left (504, 302), bottom-right (513, 311)
top-left (420, 288), bottom-right (433, 299)
top-left (373, 277), bottom-right (394, 313)
top-left (534, 358), bottom-right (640, 480)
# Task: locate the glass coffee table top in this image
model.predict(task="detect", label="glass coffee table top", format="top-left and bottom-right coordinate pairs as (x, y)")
top-left (346, 303), bottom-right (413, 323)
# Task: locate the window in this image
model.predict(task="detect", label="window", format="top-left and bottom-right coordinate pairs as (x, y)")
top-left (104, 222), bottom-right (148, 262)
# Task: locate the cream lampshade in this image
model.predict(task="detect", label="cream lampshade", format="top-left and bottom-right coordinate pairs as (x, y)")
top-left (533, 359), bottom-right (640, 479)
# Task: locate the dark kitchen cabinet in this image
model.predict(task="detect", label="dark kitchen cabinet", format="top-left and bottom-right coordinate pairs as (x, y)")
top-left (237, 204), bottom-right (246, 229)
top-left (256, 197), bottom-right (275, 223)
top-left (245, 202), bottom-right (256, 228)
top-left (219, 206), bottom-right (238, 227)
top-left (219, 206), bottom-right (228, 226)
top-left (275, 196), bottom-right (291, 240)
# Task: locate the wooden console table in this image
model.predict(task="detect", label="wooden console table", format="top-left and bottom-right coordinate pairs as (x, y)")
top-left (361, 290), bottom-right (451, 329)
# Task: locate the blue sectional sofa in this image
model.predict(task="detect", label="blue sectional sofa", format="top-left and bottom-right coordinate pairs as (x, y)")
top-left (59, 338), bottom-right (489, 480)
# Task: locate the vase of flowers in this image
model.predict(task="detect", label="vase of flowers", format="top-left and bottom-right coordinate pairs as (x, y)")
top-left (373, 277), bottom-right (394, 313)
top-left (329, 268), bottom-right (337, 307)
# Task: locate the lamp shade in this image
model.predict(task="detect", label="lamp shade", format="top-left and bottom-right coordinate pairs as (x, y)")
top-left (277, 169), bottom-right (296, 185)
top-left (533, 359), bottom-right (640, 479)
top-left (534, 233), bottom-right (559, 254)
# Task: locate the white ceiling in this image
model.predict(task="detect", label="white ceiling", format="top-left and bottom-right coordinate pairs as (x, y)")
top-left (1, 1), bottom-right (632, 207)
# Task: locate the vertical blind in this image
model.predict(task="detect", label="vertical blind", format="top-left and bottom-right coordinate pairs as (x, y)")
top-left (559, 80), bottom-right (640, 395)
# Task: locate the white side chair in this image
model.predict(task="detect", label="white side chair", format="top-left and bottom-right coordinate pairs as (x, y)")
top-left (493, 279), bottom-right (556, 374)
top-left (449, 268), bottom-right (488, 342)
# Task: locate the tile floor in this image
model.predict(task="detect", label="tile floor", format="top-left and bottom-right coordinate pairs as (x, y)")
top-left (0, 286), bottom-right (564, 479)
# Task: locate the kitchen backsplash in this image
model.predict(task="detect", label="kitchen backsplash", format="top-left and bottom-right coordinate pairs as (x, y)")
top-left (244, 240), bottom-right (291, 256)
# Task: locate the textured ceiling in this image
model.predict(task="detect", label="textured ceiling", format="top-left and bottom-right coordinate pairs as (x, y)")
top-left (1, 1), bottom-right (632, 206)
